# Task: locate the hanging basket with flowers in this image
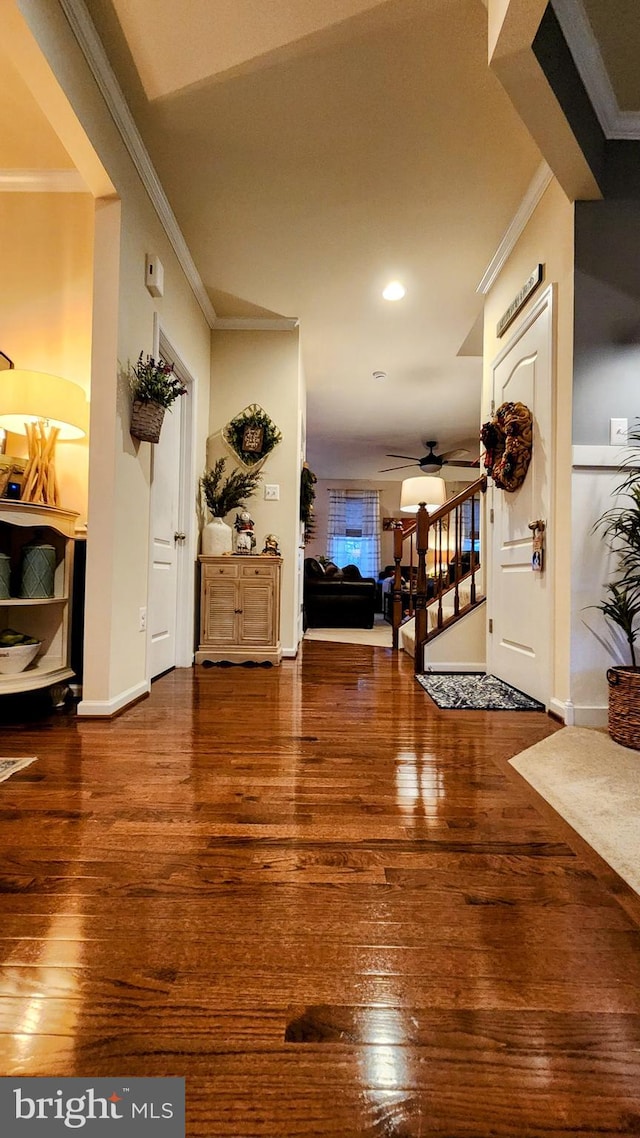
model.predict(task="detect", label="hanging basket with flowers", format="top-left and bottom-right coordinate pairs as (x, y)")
top-left (129, 352), bottom-right (187, 443)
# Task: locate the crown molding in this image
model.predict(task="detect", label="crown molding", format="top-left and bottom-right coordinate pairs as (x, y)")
top-left (551, 0), bottom-right (640, 140)
top-left (213, 317), bottom-right (299, 331)
top-left (59, 0), bottom-right (217, 327)
top-left (476, 161), bottom-right (553, 294)
top-left (0, 168), bottom-right (88, 192)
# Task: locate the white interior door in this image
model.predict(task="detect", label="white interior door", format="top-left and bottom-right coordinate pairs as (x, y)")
top-left (149, 398), bottom-right (182, 678)
top-left (488, 287), bottom-right (554, 706)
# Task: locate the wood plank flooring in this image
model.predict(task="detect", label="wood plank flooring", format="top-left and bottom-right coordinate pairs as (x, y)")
top-left (1, 641), bottom-right (640, 1136)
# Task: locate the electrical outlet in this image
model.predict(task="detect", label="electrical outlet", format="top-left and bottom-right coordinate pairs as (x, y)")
top-left (264, 484), bottom-right (280, 501)
top-left (610, 418), bottom-right (628, 446)
top-left (139, 607), bottom-right (147, 632)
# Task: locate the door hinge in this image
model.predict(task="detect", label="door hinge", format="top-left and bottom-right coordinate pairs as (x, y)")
top-left (490, 399), bottom-right (495, 415)
top-left (489, 618), bottom-right (493, 633)
top-left (489, 508), bottom-right (494, 523)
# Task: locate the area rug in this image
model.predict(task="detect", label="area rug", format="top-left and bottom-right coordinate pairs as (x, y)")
top-left (304, 617), bottom-right (392, 649)
top-left (416, 672), bottom-right (544, 711)
top-left (510, 727), bottom-right (640, 895)
top-left (0, 757), bottom-right (37, 783)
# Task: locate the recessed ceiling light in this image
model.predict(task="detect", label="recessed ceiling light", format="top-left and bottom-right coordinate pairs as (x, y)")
top-left (382, 281), bottom-right (405, 301)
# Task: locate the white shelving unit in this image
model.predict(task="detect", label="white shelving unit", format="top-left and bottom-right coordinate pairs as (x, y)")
top-left (0, 502), bottom-right (78, 695)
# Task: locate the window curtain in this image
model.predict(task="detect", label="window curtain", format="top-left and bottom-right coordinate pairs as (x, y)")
top-left (326, 489), bottom-right (347, 545)
top-left (326, 490), bottom-right (381, 578)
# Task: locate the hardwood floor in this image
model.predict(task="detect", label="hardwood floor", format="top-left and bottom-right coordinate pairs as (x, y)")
top-left (1, 641), bottom-right (639, 1136)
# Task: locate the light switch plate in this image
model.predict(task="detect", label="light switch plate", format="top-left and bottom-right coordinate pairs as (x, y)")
top-left (264, 484), bottom-right (280, 501)
top-left (610, 417), bottom-right (628, 446)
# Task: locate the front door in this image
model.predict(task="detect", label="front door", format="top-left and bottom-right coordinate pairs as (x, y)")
top-left (487, 286), bottom-right (554, 706)
top-left (148, 397), bottom-right (182, 678)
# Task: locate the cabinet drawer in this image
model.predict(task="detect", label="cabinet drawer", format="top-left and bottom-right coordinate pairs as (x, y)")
top-left (241, 564), bottom-right (273, 579)
top-left (203, 561), bottom-right (238, 579)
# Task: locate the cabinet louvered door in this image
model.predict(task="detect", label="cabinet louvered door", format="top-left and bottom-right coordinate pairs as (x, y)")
top-left (203, 578), bottom-right (237, 643)
top-left (239, 579), bottom-right (273, 644)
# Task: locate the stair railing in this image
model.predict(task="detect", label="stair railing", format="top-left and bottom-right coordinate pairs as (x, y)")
top-left (391, 476), bottom-right (487, 666)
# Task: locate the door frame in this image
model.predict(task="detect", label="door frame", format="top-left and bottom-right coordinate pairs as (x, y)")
top-left (146, 315), bottom-right (198, 679)
top-left (486, 283), bottom-right (556, 706)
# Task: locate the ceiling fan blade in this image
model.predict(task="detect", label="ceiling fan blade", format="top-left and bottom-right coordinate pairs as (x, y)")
top-left (378, 463), bottom-right (417, 472)
top-left (385, 453), bottom-right (421, 461)
top-left (443, 458), bottom-right (479, 468)
top-left (440, 448), bottom-right (470, 461)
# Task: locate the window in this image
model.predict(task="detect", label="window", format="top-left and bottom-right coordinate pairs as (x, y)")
top-left (461, 497), bottom-right (480, 553)
top-left (326, 490), bottom-right (380, 578)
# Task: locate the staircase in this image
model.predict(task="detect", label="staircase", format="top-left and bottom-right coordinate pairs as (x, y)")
top-left (390, 476), bottom-right (487, 673)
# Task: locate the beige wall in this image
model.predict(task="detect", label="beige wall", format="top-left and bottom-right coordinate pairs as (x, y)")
top-left (14, 0), bottom-right (212, 710)
top-left (0, 192), bottom-right (94, 519)
top-left (209, 330), bottom-right (303, 654)
top-left (483, 177), bottom-right (575, 707)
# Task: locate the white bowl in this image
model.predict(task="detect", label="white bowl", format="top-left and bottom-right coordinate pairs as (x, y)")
top-left (0, 641), bottom-right (42, 674)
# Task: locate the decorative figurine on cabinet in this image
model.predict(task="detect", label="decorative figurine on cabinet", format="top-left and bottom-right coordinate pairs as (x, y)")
top-left (234, 509), bottom-right (256, 554)
top-left (262, 534), bottom-right (280, 556)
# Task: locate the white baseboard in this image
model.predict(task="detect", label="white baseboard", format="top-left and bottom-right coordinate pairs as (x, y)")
top-left (573, 704), bottom-right (608, 728)
top-left (77, 680), bottom-right (150, 718)
top-left (422, 661), bottom-right (486, 673)
top-left (282, 646), bottom-right (299, 658)
top-left (549, 696), bottom-right (571, 722)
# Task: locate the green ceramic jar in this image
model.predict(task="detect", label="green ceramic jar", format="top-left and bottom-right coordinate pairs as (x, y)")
top-left (20, 543), bottom-right (56, 598)
top-left (0, 552), bottom-right (9, 600)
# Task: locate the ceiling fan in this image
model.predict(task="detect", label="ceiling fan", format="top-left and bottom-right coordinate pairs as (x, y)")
top-left (379, 440), bottom-right (478, 474)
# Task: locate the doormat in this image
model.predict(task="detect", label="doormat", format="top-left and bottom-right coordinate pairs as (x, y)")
top-left (0, 757), bottom-right (37, 783)
top-left (416, 673), bottom-right (544, 711)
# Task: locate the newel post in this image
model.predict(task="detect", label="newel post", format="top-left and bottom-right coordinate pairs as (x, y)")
top-left (391, 522), bottom-right (404, 650)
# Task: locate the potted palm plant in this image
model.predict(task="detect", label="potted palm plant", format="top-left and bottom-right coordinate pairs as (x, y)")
top-left (594, 423), bottom-right (640, 748)
top-left (130, 352), bottom-right (187, 443)
top-left (200, 457), bottom-right (262, 555)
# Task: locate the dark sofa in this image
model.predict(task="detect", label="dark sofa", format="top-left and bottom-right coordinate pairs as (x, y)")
top-left (303, 558), bottom-right (377, 629)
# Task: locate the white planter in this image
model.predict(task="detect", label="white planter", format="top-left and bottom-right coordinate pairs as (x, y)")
top-left (202, 516), bottom-right (232, 556)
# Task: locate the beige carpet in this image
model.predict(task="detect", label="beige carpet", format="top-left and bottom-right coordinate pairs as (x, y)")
top-left (304, 618), bottom-right (392, 648)
top-left (510, 727), bottom-right (640, 895)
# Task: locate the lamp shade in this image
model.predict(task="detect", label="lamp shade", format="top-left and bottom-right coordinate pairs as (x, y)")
top-left (0, 369), bottom-right (88, 439)
top-left (400, 475), bottom-right (446, 513)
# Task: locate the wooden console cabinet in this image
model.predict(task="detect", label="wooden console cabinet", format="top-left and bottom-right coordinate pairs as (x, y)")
top-left (196, 555), bottom-right (282, 665)
top-left (0, 501), bottom-right (78, 695)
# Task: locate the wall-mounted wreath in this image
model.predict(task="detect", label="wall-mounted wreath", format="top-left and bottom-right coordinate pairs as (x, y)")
top-left (481, 401), bottom-right (533, 492)
top-left (300, 463), bottom-right (317, 544)
top-left (222, 404), bottom-right (282, 470)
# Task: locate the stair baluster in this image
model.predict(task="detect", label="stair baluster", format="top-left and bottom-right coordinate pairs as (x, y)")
top-left (390, 475), bottom-right (487, 666)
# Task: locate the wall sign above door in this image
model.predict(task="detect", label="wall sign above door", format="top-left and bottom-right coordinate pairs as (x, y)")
top-left (497, 264), bottom-right (544, 338)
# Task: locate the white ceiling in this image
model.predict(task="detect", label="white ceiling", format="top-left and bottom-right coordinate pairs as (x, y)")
top-left (37, 0), bottom-right (547, 479)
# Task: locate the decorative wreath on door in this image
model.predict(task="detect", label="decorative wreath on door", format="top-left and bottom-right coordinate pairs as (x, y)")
top-left (480, 401), bottom-right (533, 492)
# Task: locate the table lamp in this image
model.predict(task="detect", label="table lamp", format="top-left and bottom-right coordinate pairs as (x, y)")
top-left (0, 365), bottom-right (89, 507)
top-left (399, 475), bottom-right (446, 513)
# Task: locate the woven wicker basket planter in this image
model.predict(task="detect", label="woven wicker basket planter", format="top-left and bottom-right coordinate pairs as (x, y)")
top-left (607, 665), bottom-right (640, 750)
top-left (130, 399), bottom-right (165, 444)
